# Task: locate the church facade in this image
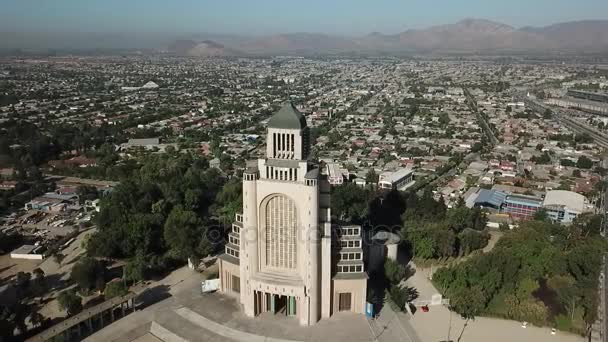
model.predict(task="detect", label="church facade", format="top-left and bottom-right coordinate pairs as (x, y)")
top-left (218, 102), bottom-right (367, 326)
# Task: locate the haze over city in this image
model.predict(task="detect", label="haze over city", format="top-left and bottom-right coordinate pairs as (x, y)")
top-left (2, 2), bottom-right (608, 342)
top-left (2, 0), bottom-right (608, 35)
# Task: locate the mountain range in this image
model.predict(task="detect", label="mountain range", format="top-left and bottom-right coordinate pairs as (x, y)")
top-left (168, 19), bottom-right (608, 56)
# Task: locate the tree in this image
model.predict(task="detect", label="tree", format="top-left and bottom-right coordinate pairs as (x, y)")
top-left (548, 275), bottom-right (578, 320)
top-left (575, 133), bottom-right (593, 144)
top-left (164, 205), bottom-right (207, 260)
top-left (450, 285), bottom-right (486, 319)
top-left (560, 159), bottom-right (576, 167)
top-left (384, 259), bottom-right (408, 286)
top-left (57, 290), bottom-right (82, 316)
top-left (76, 185), bottom-right (99, 205)
top-left (31, 268), bottom-right (47, 296)
top-left (104, 281), bottom-right (128, 299)
top-left (458, 229), bottom-right (490, 256)
top-left (438, 113), bottom-right (450, 125)
top-left (70, 257), bottom-right (106, 291)
top-left (365, 169), bottom-right (379, 185)
top-left (124, 251), bottom-right (147, 282)
top-left (211, 177), bottom-right (242, 226)
top-left (29, 310), bottom-right (45, 328)
top-left (576, 156), bottom-right (593, 169)
top-left (53, 253), bottom-right (65, 265)
top-left (414, 236), bottom-right (436, 259)
top-left (331, 183), bottom-right (370, 223)
top-left (533, 209), bottom-right (549, 222)
top-left (388, 286), bottom-right (419, 311)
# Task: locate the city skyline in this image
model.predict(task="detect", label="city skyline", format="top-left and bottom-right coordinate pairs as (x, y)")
top-left (1, 0), bottom-right (608, 36)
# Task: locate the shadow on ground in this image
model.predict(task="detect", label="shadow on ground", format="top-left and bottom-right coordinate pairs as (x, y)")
top-left (135, 284), bottom-right (171, 310)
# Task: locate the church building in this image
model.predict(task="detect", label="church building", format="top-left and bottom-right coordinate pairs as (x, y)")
top-left (218, 102), bottom-right (367, 326)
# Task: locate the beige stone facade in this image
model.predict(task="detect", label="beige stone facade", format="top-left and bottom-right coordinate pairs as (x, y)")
top-left (219, 103), bottom-right (367, 326)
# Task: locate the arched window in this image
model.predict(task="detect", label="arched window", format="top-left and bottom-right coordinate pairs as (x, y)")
top-left (263, 195), bottom-right (298, 269)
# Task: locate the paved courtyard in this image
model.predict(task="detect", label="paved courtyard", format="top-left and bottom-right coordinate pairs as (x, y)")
top-left (86, 263), bottom-right (587, 342)
top-left (86, 267), bottom-right (380, 342)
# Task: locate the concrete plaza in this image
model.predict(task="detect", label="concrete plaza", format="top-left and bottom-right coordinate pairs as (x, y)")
top-left (86, 264), bottom-right (587, 342)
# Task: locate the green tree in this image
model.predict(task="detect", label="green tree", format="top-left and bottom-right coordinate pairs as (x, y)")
top-left (331, 183), bottom-right (370, 223)
top-left (104, 281), bottom-right (128, 299)
top-left (450, 285), bottom-right (487, 319)
top-left (164, 205), bottom-right (208, 260)
top-left (70, 257), bottom-right (106, 291)
top-left (384, 259), bottom-right (408, 285)
top-left (57, 290), bottom-right (82, 316)
top-left (576, 156), bottom-right (593, 169)
top-left (124, 251), bottom-right (147, 282)
top-left (76, 185), bottom-right (99, 205)
top-left (548, 275), bottom-right (578, 319)
top-left (533, 209), bottom-right (549, 222)
top-left (211, 177), bottom-right (243, 226)
top-left (365, 169), bottom-right (379, 185)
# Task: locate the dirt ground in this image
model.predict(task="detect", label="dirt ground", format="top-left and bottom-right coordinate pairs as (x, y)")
top-left (0, 228), bottom-right (97, 323)
top-left (0, 254), bottom-right (43, 283)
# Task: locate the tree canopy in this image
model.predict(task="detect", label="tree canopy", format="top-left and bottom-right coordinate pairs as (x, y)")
top-left (432, 217), bottom-right (607, 336)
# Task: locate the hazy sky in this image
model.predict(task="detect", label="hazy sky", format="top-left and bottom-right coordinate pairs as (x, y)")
top-left (2, 0), bottom-right (608, 36)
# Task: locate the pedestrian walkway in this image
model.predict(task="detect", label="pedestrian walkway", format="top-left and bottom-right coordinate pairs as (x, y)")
top-left (366, 304), bottom-right (421, 342)
top-left (175, 306), bottom-right (303, 342)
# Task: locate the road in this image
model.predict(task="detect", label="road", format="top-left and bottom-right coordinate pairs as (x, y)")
top-left (523, 97), bottom-right (608, 148)
top-left (464, 88), bottom-right (499, 145)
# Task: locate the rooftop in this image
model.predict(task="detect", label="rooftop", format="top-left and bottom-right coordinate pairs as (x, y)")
top-left (474, 189), bottom-right (508, 208)
top-left (267, 102), bottom-right (307, 130)
top-left (543, 190), bottom-right (588, 213)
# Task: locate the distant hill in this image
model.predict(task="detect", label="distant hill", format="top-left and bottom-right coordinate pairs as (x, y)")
top-left (521, 20), bottom-right (608, 49)
top-left (176, 19), bottom-right (608, 55)
top-left (24, 18), bottom-right (601, 56)
top-left (385, 19), bottom-right (553, 52)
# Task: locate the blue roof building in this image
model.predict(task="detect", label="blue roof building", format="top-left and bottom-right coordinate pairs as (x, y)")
top-left (473, 189), bottom-right (507, 211)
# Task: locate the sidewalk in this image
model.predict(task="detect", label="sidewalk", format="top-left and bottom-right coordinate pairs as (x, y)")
top-left (367, 304), bottom-right (422, 342)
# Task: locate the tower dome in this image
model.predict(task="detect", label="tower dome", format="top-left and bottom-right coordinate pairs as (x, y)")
top-left (267, 102), bottom-right (307, 130)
